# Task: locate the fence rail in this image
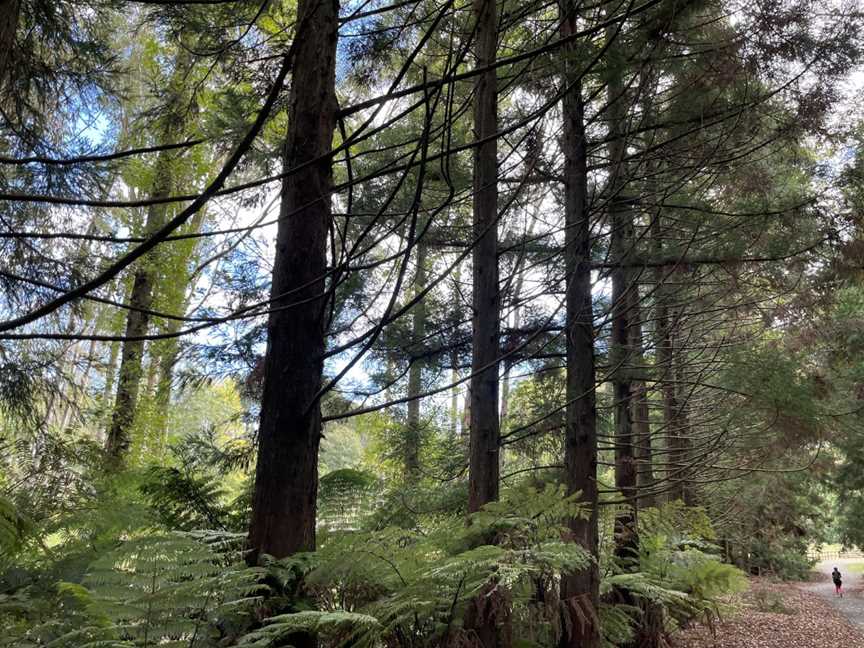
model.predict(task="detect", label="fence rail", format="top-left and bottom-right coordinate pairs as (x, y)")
top-left (807, 551), bottom-right (864, 561)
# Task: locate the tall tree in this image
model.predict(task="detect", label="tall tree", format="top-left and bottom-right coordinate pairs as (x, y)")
top-left (247, 0), bottom-right (339, 561)
top-left (605, 24), bottom-right (639, 561)
top-left (558, 1), bottom-right (600, 645)
top-left (468, 0), bottom-right (501, 516)
top-left (105, 54), bottom-right (193, 464)
top-left (465, 0), bottom-right (508, 644)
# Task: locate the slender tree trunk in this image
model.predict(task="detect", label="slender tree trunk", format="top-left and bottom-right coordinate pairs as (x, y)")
top-left (104, 163), bottom-right (173, 464)
top-left (151, 210), bottom-right (207, 452)
top-left (606, 29), bottom-right (639, 564)
top-left (248, 0), bottom-right (338, 563)
top-left (153, 337), bottom-right (179, 449)
top-left (499, 299), bottom-right (521, 427)
top-left (630, 285), bottom-right (654, 506)
top-left (638, 66), bottom-right (662, 510)
top-left (558, 3), bottom-right (600, 645)
top-left (104, 52), bottom-right (193, 465)
top-left (650, 214), bottom-right (682, 503)
top-left (405, 240), bottom-right (427, 476)
top-left (465, 0), bottom-right (509, 644)
top-left (462, 384), bottom-right (472, 439)
top-left (450, 353), bottom-right (460, 437)
top-left (500, 216), bottom-right (534, 427)
top-left (630, 284), bottom-right (664, 648)
top-left (671, 313), bottom-right (694, 504)
top-left (468, 0), bottom-right (501, 515)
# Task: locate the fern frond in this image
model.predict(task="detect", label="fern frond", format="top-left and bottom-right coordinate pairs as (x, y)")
top-left (236, 610), bottom-right (381, 648)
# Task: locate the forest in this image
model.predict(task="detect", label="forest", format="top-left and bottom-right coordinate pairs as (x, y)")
top-left (2, 0), bottom-right (864, 646)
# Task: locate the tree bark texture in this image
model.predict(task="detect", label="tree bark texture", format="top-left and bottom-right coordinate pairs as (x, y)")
top-left (558, 2), bottom-right (600, 646)
top-left (247, 0), bottom-right (338, 562)
top-left (0, 0), bottom-right (20, 89)
top-left (465, 1), bottom-right (509, 645)
top-left (606, 31), bottom-right (639, 563)
top-left (468, 0), bottom-right (501, 515)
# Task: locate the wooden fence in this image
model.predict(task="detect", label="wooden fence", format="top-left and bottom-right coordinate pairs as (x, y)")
top-left (807, 550), bottom-right (864, 561)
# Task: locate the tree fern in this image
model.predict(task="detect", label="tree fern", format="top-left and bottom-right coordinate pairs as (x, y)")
top-left (235, 611), bottom-right (381, 648)
top-left (26, 532), bottom-right (266, 648)
top-left (240, 483), bottom-right (593, 648)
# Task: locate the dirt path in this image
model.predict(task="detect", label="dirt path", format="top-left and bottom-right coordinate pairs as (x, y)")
top-left (801, 559), bottom-right (864, 628)
top-left (674, 577), bottom-right (864, 648)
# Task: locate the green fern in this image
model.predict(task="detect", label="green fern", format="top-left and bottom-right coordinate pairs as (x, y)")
top-left (236, 611), bottom-right (381, 648)
top-left (140, 466), bottom-right (230, 531)
top-left (29, 532), bottom-right (267, 648)
top-left (250, 484), bottom-right (593, 648)
top-left (0, 494), bottom-right (27, 559)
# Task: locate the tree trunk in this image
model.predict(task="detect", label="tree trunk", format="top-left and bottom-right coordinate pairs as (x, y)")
top-left (247, 0), bottom-right (338, 562)
top-left (630, 285), bottom-right (654, 506)
top-left (671, 314), bottom-right (695, 505)
top-left (465, 0), bottom-right (508, 645)
top-left (558, 3), bottom-right (600, 645)
top-left (104, 52), bottom-right (193, 466)
top-left (468, 0), bottom-right (500, 516)
top-left (650, 214), bottom-right (682, 504)
top-left (104, 165), bottom-right (173, 464)
top-left (0, 0), bottom-right (19, 88)
top-left (450, 351), bottom-right (460, 437)
top-left (606, 27), bottom-right (639, 565)
top-left (500, 216), bottom-right (534, 428)
top-left (405, 239), bottom-right (427, 476)
top-left (151, 210), bottom-right (207, 453)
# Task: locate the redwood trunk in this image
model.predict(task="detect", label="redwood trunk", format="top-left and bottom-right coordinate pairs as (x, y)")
top-left (558, 2), bottom-right (600, 646)
top-left (606, 31), bottom-right (639, 562)
top-left (466, 0), bottom-right (507, 644)
top-left (468, 0), bottom-right (500, 515)
top-left (248, 0), bottom-right (338, 560)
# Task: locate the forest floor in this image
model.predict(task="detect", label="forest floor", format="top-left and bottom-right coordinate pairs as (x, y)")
top-left (672, 561), bottom-right (864, 648)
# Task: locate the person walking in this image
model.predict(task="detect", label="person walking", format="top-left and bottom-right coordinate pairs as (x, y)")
top-left (832, 566), bottom-right (843, 597)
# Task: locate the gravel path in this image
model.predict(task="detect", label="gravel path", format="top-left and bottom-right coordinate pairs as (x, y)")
top-left (674, 577), bottom-right (864, 648)
top-left (800, 559), bottom-right (864, 629)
